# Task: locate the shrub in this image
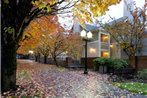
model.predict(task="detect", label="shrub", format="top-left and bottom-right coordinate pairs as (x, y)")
top-left (138, 69), bottom-right (147, 79)
top-left (93, 58), bottom-right (128, 71)
top-left (93, 57), bottom-right (112, 70)
top-left (111, 59), bottom-right (128, 69)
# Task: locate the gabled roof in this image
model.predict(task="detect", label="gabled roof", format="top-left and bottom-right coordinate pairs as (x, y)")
top-left (83, 24), bottom-right (99, 31)
top-left (108, 17), bottom-right (128, 25)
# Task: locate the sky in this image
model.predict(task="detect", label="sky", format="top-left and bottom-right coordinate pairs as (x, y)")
top-left (58, 0), bottom-right (145, 30)
top-left (97, 0), bottom-right (145, 23)
top-left (58, 13), bottom-right (73, 30)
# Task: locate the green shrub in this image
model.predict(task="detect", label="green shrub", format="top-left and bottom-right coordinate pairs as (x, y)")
top-left (93, 58), bottom-right (128, 71)
top-left (138, 69), bottom-right (147, 79)
top-left (111, 59), bottom-right (128, 69)
top-left (93, 57), bottom-right (112, 70)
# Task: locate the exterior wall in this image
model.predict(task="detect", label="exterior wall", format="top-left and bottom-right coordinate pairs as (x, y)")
top-left (88, 41), bottom-right (99, 57)
top-left (81, 31), bottom-right (110, 68)
top-left (81, 31), bottom-right (110, 58)
top-left (91, 31), bottom-right (98, 41)
top-left (123, 0), bottom-right (134, 19)
top-left (81, 41), bottom-right (99, 58)
top-left (141, 38), bottom-right (147, 56)
top-left (110, 43), bottom-right (121, 59)
top-left (73, 21), bottom-right (81, 33)
top-left (121, 50), bottom-right (129, 59)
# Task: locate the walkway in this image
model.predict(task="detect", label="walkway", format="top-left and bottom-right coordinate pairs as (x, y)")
top-left (3, 59), bottom-right (146, 98)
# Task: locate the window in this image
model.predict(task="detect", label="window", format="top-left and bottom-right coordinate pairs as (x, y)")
top-left (101, 34), bottom-right (108, 42)
top-left (101, 51), bottom-right (109, 58)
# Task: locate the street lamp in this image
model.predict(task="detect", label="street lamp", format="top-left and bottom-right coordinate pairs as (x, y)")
top-left (28, 50), bottom-right (34, 60)
top-left (80, 30), bottom-right (92, 74)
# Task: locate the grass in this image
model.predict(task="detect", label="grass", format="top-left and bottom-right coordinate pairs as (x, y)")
top-left (113, 82), bottom-right (147, 95)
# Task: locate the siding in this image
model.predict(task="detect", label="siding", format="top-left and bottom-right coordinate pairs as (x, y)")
top-left (82, 41), bottom-right (99, 57)
top-left (142, 38), bottom-right (147, 55)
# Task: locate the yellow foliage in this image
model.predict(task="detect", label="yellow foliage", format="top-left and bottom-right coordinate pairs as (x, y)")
top-left (17, 15), bottom-right (63, 55)
top-left (74, 0), bottom-right (121, 24)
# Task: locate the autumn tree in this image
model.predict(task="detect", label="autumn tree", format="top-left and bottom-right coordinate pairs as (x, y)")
top-left (18, 15), bottom-right (64, 64)
top-left (98, 1), bottom-right (147, 70)
top-left (34, 47), bottom-right (41, 62)
top-left (37, 38), bottom-right (50, 64)
top-left (35, 31), bottom-right (82, 66)
top-left (66, 33), bottom-right (82, 60)
top-left (2, 0), bottom-right (121, 92)
top-left (73, 0), bottom-right (121, 24)
top-left (42, 32), bottom-right (68, 66)
top-left (17, 15), bottom-right (60, 57)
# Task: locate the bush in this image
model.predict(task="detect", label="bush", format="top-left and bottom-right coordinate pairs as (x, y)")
top-left (93, 57), bottom-right (112, 70)
top-left (111, 59), bottom-right (128, 69)
top-left (93, 58), bottom-right (128, 71)
top-left (138, 69), bottom-right (147, 79)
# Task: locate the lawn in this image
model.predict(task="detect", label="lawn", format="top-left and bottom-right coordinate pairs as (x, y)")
top-left (113, 82), bottom-right (147, 95)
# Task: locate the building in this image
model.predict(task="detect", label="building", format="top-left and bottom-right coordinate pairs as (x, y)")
top-left (72, 0), bottom-right (147, 69)
top-left (72, 22), bottom-right (111, 68)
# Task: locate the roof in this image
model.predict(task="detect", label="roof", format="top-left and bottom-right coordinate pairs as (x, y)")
top-left (83, 24), bottom-right (99, 31)
top-left (108, 17), bottom-right (128, 25)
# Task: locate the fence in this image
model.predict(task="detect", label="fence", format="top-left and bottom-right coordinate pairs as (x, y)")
top-left (130, 56), bottom-right (147, 70)
top-left (81, 57), bottom-right (97, 68)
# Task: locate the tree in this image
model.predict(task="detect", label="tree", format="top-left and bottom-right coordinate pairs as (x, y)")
top-left (73, 0), bottom-right (121, 24)
top-left (34, 47), bottom-right (41, 62)
top-left (99, 1), bottom-right (147, 70)
top-left (37, 38), bottom-right (50, 64)
top-left (2, 0), bottom-right (121, 92)
top-left (18, 15), bottom-right (64, 64)
top-left (2, 0), bottom-right (78, 92)
top-left (43, 32), bottom-right (68, 66)
top-left (66, 33), bottom-right (82, 60)
top-left (17, 15), bottom-right (60, 54)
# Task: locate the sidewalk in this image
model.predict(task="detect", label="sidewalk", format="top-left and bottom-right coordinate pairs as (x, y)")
top-left (2, 59), bottom-right (147, 98)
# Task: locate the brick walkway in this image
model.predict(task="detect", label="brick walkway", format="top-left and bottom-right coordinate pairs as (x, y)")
top-left (2, 60), bottom-right (147, 98)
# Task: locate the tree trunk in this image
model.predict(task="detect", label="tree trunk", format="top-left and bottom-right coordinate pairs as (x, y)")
top-left (1, 45), bottom-right (17, 92)
top-left (53, 56), bottom-right (58, 66)
top-left (44, 55), bottom-right (47, 64)
top-left (38, 54), bottom-right (40, 62)
top-left (35, 56), bottom-right (38, 62)
top-left (129, 56), bottom-right (138, 71)
top-left (134, 56), bottom-right (138, 71)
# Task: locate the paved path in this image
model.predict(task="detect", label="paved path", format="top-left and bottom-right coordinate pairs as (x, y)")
top-left (3, 59), bottom-right (147, 98)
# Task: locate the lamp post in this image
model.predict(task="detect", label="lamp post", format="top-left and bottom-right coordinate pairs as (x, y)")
top-left (80, 30), bottom-right (92, 74)
top-left (28, 50), bottom-right (34, 60)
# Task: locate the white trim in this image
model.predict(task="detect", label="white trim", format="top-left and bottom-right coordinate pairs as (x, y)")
top-left (99, 31), bottom-right (110, 57)
top-left (101, 49), bottom-right (109, 51)
top-left (87, 40), bottom-right (99, 44)
top-left (99, 32), bottom-right (101, 57)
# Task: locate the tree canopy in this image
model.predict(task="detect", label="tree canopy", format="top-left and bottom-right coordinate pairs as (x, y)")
top-left (2, 0), bottom-right (121, 92)
top-left (73, 0), bottom-right (121, 24)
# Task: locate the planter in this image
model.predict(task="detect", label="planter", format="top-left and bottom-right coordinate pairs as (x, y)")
top-left (99, 65), bottom-right (107, 74)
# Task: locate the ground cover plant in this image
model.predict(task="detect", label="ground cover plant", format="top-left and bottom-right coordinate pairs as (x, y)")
top-left (113, 82), bottom-right (147, 95)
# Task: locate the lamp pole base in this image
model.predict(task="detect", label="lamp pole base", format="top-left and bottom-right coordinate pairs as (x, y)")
top-left (84, 70), bottom-right (88, 74)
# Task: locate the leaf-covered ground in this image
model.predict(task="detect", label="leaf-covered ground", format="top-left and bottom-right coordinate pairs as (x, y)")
top-left (2, 59), bottom-right (147, 98)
